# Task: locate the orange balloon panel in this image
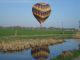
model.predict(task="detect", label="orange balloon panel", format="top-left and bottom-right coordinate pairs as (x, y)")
top-left (32, 3), bottom-right (51, 24)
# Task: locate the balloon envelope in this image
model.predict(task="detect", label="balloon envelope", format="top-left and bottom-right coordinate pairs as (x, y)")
top-left (32, 2), bottom-right (51, 24)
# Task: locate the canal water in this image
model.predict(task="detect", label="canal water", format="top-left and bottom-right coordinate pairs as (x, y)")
top-left (0, 39), bottom-right (80, 60)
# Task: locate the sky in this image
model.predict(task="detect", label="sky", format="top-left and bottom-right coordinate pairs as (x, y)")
top-left (0, 0), bottom-right (80, 28)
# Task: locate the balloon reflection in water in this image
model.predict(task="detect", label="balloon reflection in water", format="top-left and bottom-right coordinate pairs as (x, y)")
top-left (32, 2), bottom-right (51, 27)
top-left (31, 46), bottom-right (50, 60)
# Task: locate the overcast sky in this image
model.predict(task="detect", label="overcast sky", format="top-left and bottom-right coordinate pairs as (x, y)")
top-left (0, 0), bottom-right (80, 28)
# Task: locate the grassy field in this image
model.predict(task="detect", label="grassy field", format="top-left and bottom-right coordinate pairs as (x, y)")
top-left (0, 28), bottom-right (75, 39)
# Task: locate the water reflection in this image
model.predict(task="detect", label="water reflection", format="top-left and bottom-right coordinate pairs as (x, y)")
top-left (0, 39), bottom-right (79, 60)
top-left (31, 45), bottom-right (50, 60)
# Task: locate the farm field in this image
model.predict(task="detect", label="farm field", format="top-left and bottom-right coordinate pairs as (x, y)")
top-left (0, 28), bottom-right (75, 39)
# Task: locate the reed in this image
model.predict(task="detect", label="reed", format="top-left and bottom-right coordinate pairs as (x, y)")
top-left (0, 38), bottom-right (63, 52)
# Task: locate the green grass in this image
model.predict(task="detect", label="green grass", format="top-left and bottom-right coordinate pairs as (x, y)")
top-left (0, 28), bottom-right (75, 36)
top-left (52, 50), bottom-right (80, 60)
top-left (0, 28), bottom-right (15, 36)
top-left (0, 28), bottom-right (76, 40)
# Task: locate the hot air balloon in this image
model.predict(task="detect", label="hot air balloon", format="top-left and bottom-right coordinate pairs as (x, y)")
top-left (32, 2), bottom-right (51, 27)
top-left (31, 46), bottom-right (50, 60)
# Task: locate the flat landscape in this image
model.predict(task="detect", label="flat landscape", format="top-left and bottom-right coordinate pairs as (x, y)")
top-left (0, 27), bottom-right (80, 60)
top-left (0, 27), bottom-right (76, 52)
top-left (0, 27), bottom-right (75, 39)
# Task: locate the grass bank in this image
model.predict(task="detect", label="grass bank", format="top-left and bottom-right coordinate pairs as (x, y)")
top-left (52, 50), bottom-right (80, 60)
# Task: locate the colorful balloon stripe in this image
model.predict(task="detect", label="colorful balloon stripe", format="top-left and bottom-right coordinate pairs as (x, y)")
top-left (32, 2), bottom-right (51, 24)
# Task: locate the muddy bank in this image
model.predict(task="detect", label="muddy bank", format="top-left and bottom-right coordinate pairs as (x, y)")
top-left (0, 38), bottom-right (63, 52)
top-left (75, 31), bottom-right (80, 39)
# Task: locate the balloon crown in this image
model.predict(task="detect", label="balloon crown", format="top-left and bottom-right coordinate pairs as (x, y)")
top-left (39, 2), bottom-right (47, 5)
